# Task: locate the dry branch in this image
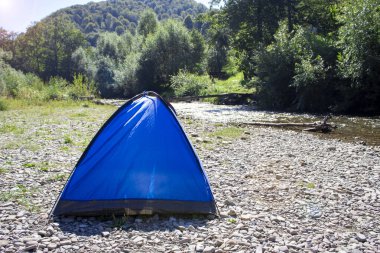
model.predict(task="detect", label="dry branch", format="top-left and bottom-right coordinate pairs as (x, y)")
top-left (234, 116), bottom-right (336, 133)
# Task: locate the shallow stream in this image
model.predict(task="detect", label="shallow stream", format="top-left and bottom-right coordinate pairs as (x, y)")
top-left (173, 102), bottom-right (380, 146)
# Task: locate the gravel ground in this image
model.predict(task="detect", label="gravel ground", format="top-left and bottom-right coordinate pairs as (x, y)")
top-left (0, 101), bottom-right (379, 253)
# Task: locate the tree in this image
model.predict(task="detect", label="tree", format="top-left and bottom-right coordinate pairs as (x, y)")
top-left (252, 22), bottom-right (337, 111)
top-left (137, 9), bottom-right (158, 37)
top-left (12, 17), bottom-right (86, 80)
top-left (295, 0), bottom-right (340, 35)
top-left (95, 57), bottom-right (118, 97)
top-left (184, 15), bottom-right (194, 30)
top-left (137, 20), bottom-right (204, 91)
top-left (336, 0), bottom-right (380, 113)
top-left (190, 30), bottom-right (206, 73)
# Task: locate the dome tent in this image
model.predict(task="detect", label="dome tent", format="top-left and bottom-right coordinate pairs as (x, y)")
top-left (50, 91), bottom-right (216, 216)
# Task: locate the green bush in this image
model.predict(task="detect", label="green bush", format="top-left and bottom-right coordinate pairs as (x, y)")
top-left (253, 22), bottom-right (337, 112)
top-left (170, 71), bottom-right (211, 97)
top-left (44, 77), bottom-right (69, 100)
top-left (0, 98), bottom-right (8, 111)
top-left (68, 73), bottom-right (97, 99)
top-left (1, 52), bottom-right (46, 100)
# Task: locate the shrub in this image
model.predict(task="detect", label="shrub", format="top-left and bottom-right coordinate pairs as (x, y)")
top-left (44, 77), bottom-right (69, 100)
top-left (68, 73), bottom-right (97, 99)
top-left (170, 71), bottom-right (211, 97)
top-left (0, 98), bottom-right (8, 111)
top-left (253, 22), bottom-right (337, 112)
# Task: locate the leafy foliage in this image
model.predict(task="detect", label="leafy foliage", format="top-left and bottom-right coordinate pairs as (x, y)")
top-left (137, 20), bottom-right (205, 92)
top-left (336, 0), bottom-right (380, 113)
top-left (137, 9), bottom-right (158, 37)
top-left (1, 0), bottom-right (379, 114)
top-left (170, 70), bottom-right (211, 97)
top-left (51, 0), bottom-right (207, 42)
top-left (9, 16), bottom-right (86, 81)
top-left (253, 23), bottom-right (337, 111)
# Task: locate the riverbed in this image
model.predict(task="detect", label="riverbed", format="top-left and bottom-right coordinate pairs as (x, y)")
top-left (1, 101), bottom-right (379, 252)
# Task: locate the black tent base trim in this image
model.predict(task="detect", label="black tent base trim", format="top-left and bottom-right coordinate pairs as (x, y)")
top-left (53, 199), bottom-right (217, 216)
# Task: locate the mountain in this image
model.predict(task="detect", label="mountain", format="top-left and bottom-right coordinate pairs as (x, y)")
top-left (48, 0), bottom-right (207, 44)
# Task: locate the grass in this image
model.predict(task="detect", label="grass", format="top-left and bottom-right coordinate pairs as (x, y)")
top-left (206, 72), bottom-right (255, 94)
top-left (0, 124), bottom-right (24, 134)
top-left (46, 173), bottom-right (67, 182)
top-left (0, 184), bottom-right (40, 212)
top-left (0, 168), bottom-right (8, 174)
top-left (209, 126), bottom-right (244, 139)
top-left (23, 163), bottom-right (36, 168)
top-left (0, 99), bottom-right (8, 111)
top-left (2, 98), bottom-right (84, 110)
top-left (112, 214), bottom-right (129, 228)
top-left (0, 98), bottom-right (117, 214)
top-left (60, 146), bottom-right (70, 152)
top-left (228, 218), bottom-right (237, 223)
top-left (63, 135), bottom-right (74, 144)
top-left (3, 142), bottom-right (21, 149)
top-left (25, 143), bottom-right (40, 152)
top-left (38, 161), bottom-right (50, 172)
top-left (70, 112), bottom-right (88, 118)
top-left (298, 181), bottom-right (316, 189)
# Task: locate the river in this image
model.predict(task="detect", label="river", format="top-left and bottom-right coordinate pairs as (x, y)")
top-left (172, 102), bottom-right (380, 146)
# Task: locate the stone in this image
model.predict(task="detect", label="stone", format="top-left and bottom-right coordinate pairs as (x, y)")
top-left (228, 209), bottom-right (237, 216)
top-left (25, 241), bottom-right (39, 246)
top-left (240, 214), bottom-right (252, 220)
top-left (133, 236), bottom-right (144, 244)
top-left (356, 233), bottom-right (366, 242)
top-left (179, 238), bottom-right (191, 244)
top-left (23, 244), bottom-right (38, 251)
top-left (47, 243), bottom-right (57, 250)
top-left (60, 240), bottom-right (72, 246)
top-left (278, 246), bottom-right (289, 252)
top-left (195, 243), bottom-right (204, 252)
top-left (101, 231), bottom-right (110, 237)
top-left (37, 231), bottom-right (47, 237)
top-left (177, 225), bottom-right (186, 232)
top-left (214, 240), bottom-right (223, 247)
top-left (0, 240), bottom-right (10, 247)
top-left (256, 245), bottom-right (263, 253)
top-left (203, 246), bottom-right (216, 253)
top-left (224, 199), bottom-right (235, 206)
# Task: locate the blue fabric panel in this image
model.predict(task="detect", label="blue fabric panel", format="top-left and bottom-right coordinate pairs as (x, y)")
top-left (60, 96), bottom-right (214, 203)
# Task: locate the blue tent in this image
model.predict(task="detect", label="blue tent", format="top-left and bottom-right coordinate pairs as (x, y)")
top-left (51, 92), bottom-right (216, 216)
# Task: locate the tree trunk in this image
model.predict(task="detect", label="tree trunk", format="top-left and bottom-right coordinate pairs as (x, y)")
top-left (287, 0), bottom-right (293, 32)
top-left (256, 0), bottom-right (263, 41)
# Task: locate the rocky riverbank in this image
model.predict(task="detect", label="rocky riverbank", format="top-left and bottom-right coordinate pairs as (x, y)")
top-left (0, 102), bottom-right (379, 252)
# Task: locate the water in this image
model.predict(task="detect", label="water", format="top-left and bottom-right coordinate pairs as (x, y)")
top-left (173, 102), bottom-right (380, 146)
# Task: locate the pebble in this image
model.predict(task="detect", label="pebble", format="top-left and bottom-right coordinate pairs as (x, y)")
top-left (356, 233), bottom-right (367, 242)
top-left (60, 240), bottom-right (72, 246)
top-left (203, 246), bottom-right (215, 253)
top-left (101, 231), bottom-right (110, 237)
top-left (195, 243), bottom-right (204, 252)
top-left (47, 243), bottom-right (57, 250)
top-left (0, 240), bottom-right (9, 247)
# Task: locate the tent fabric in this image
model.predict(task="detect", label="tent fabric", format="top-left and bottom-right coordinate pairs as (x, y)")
top-left (51, 92), bottom-right (216, 216)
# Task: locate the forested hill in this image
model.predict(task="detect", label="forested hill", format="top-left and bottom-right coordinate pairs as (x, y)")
top-left (48, 0), bottom-right (207, 43)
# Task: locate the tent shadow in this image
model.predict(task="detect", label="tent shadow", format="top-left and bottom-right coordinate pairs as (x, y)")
top-left (54, 214), bottom-right (215, 236)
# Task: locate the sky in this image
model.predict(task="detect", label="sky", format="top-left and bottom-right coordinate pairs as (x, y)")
top-left (0, 0), bottom-right (212, 33)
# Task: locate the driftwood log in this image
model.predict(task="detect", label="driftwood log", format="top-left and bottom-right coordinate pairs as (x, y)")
top-left (235, 116), bottom-right (336, 133)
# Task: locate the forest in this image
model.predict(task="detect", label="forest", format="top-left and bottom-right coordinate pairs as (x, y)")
top-left (0, 0), bottom-right (379, 114)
